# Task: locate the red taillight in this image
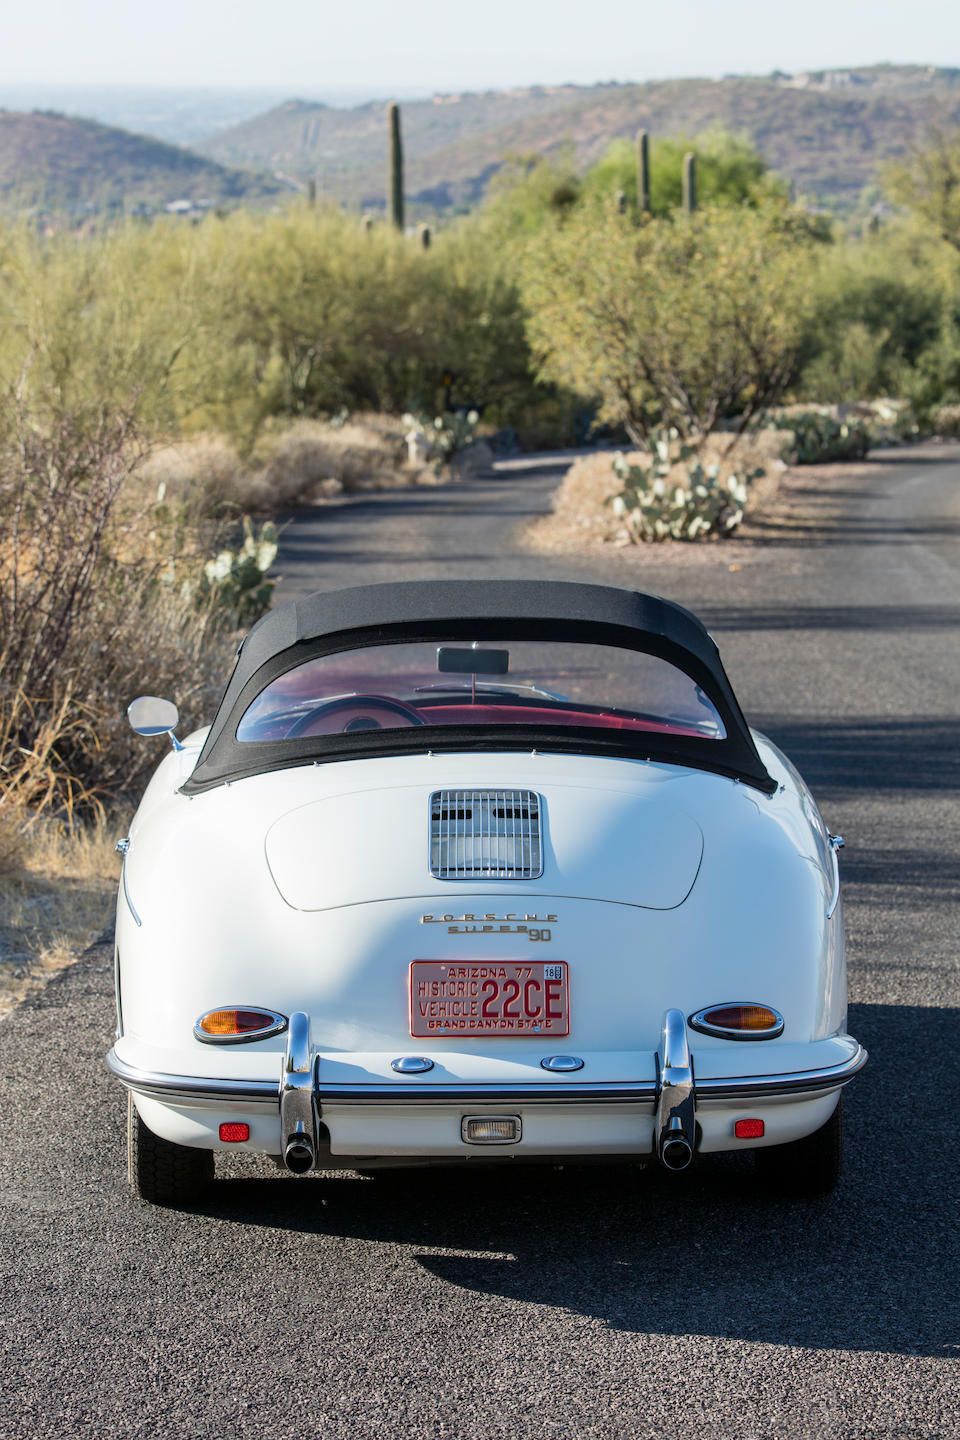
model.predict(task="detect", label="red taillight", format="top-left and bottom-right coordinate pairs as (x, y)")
top-left (219, 1122), bottom-right (250, 1143)
top-left (195, 1007), bottom-right (286, 1043)
top-left (735, 1118), bottom-right (765, 1139)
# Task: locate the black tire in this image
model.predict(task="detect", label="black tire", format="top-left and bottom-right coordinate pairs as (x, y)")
top-left (754, 1096), bottom-right (843, 1197)
top-left (127, 1093), bottom-right (214, 1206)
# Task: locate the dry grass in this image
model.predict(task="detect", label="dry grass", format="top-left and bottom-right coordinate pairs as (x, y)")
top-left (526, 430), bottom-right (791, 554)
top-left (0, 811), bottom-right (119, 1020)
top-left (140, 415), bottom-right (437, 519)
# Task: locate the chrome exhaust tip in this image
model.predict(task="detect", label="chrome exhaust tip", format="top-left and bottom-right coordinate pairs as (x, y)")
top-left (283, 1135), bottom-right (315, 1174)
top-left (655, 1009), bottom-right (696, 1173)
top-left (280, 1010), bottom-right (318, 1175)
top-left (659, 1133), bottom-right (694, 1172)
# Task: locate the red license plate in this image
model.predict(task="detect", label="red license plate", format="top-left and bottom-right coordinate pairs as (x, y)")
top-left (409, 960), bottom-right (569, 1038)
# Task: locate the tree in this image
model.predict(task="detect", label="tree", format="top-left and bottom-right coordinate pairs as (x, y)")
top-left (579, 130), bottom-right (788, 218)
top-left (521, 200), bottom-right (816, 446)
top-left (885, 126), bottom-right (960, 252)
top-left (479, 150), bottom-right (582, 239)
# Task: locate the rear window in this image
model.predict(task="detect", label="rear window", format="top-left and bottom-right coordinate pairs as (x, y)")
top-left (236, 639), bottom-right (725, 743)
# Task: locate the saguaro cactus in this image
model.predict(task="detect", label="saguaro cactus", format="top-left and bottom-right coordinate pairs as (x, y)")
top-left (682, 151), bottom-right (697, 214)
top-left (306, 178), bottom-right (317, 206)
top-left (636, 129), bottom-right (651, 214)
top-left (418, 222), bottom-right (432, 249)
top-left (387, 101), bottom-right (404, 230)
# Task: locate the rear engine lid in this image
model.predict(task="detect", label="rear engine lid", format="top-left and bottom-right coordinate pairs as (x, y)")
top-left (264, 782), bottom-right (703, 912)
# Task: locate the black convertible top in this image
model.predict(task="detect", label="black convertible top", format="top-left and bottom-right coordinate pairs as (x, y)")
top-left (183, 579), bottom-right (774, 794)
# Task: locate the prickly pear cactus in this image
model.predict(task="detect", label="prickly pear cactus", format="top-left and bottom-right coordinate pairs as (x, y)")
top-left (200, 517), bottom-right (278, 625)
top-left (609, 429), bottom-right (759, 542)
top-left (402, 409), bottom-right (479, 471)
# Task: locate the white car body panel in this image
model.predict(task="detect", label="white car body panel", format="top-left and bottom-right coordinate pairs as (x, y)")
top-left (108, 580), bottom-right (863, 1182)
top-left (113, 743), bottom-right (852, 1160)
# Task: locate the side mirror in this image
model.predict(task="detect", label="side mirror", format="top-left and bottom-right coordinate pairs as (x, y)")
top-left (127, 696), bottom-right (181, 748)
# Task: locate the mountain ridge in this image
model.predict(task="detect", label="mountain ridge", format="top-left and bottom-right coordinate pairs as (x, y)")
top-left (0, 109), bottom-right (286, 213)
top-left (195, 65), bottom-right (960, 213)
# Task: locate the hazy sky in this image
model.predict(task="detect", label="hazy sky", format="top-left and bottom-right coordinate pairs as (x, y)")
top-left (3, 0), bottom-right (959, 92)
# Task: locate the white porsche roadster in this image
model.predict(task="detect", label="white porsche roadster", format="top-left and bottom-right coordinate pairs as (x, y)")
top-left (107, 580), bottom-right (865, 1205)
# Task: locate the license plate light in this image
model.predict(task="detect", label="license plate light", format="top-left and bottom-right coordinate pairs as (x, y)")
top-left (462, 1116), bottom-right (522, 1144)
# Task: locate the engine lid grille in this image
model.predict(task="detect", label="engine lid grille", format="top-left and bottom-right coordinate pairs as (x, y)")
top-left (429, 789), bottom-right (543, 880)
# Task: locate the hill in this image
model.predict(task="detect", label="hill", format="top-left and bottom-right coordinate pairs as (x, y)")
top-left (0, 110), bottom-right (286, 215)
top-left (195, 65), bottom-right (960, 214)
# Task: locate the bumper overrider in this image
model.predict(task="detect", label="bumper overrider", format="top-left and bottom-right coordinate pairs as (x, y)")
top-left (106, 1010), bottom-right (867, 1173)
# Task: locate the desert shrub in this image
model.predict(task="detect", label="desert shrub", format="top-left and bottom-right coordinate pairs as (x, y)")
top-left (260, 416), bottom-right (404, 488)
top-left (580, 130), bottom-right (790, 218)
top-left (608, 430), bottom-right (759, 542)
top-left (139, 435), bottom-right (245, 519)
top-left (0, 209), bottom-right (541, 446)
top-left (0, 391), bottom-right (234, 816)
top-left (884, 126), bottom-right (960, 254)
top-left (478, 150), bottom-right (584, 239)
top-left (175, 207), bottom-right (538, 437)
top-left (522, 200), bottom-right (815, 446)
top-left (796, 224), bottom-right (949, 402)
top-left (931, 401), bottom-right (960, 436)
top-left (772, 412), bottom-right (871, 463)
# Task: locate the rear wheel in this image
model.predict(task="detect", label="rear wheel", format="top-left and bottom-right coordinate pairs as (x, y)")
top-left (127, 1093), bottom-right (213, 1206)
top-left (754, 1096), bottom-right (843, 1197)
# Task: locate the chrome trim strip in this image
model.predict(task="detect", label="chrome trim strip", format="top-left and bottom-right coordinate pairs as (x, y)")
top-left (194, 1007), bottom-right (288, 1045)
top-left (121, 864), bottom-right (141, 928)
top-left (319, 1082), bottom-right (659, 1105)
top-left (696, 1045), bottom-right (867, 1099)
top-left (105, 1044), bottom-right (867, 1108)
top-left (105, 1048), bottom-right (278, 1103)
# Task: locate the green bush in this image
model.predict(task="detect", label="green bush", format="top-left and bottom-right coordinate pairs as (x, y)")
top-left (0, 207), bottom-right (541, 446)
top-left (581, 130), bottom-right (789, 218)
top-left (773, 412), bottom-right (871, 463)
top-left (795, 223), bottom-right (949, 403)
top-left (522, 200), bottom-right (816, 445)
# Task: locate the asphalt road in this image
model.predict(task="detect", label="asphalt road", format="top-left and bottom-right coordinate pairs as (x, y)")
top-left (2, 447), bottom-right (958, 1439)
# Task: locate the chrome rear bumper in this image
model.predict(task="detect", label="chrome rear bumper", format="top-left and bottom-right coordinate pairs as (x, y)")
top-left (106, 1011), bottom-right (867, 1169)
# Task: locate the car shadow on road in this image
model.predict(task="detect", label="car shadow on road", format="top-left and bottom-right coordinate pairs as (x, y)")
top-left (202, 1001), bottom-right (958, 1359)
top-left (755, 716), bottom-right (960, 793)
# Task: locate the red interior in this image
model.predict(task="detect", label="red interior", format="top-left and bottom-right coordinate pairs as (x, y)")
top-left (418, 703), bottom-right (704, 737)
top-left (243, 701), bottom-right (707, 741)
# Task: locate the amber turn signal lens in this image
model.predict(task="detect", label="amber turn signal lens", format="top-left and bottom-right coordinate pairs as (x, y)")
top-left (706, 1005), bottom-right (779, 1032)
top-left (200, 1008), bottom-right (273, 1036)
top-left (195, 1007), bottom-right (287, 1043)
top-left (689, 1004), bottom-right (784, 1039)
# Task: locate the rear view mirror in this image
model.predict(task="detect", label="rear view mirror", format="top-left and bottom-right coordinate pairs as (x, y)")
top-left (437, 647), bottom-right (509, 675)
top-left (127, 696), bottom-right (180, 738)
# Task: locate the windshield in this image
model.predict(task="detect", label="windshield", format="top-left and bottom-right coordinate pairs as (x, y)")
top-left (236, 639), bottom-right (725, 742)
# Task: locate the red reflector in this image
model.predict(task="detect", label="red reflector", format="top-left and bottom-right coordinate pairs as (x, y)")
top-left (219, 1122), bottom-right (250, 1143)
top-left (735, 1118), bottom-right (765, 1139)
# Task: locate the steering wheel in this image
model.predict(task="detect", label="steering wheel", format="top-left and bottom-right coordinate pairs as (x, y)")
top-left (285, 694), bottom-right (426, 737)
